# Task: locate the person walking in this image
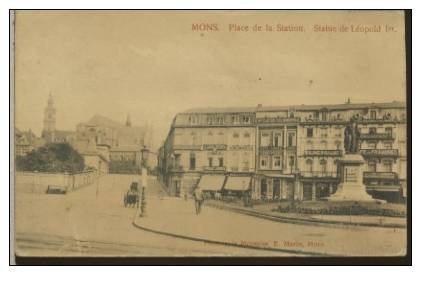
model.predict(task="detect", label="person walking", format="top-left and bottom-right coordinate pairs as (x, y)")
top-left (193, 187), bottom-right (204, 215)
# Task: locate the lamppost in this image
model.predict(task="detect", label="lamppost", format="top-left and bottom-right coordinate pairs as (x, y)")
top-left (141, 145), bottom-right (149, 170)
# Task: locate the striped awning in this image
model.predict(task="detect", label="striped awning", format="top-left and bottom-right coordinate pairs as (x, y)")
top-left (224, 176), bottom-right (251, 191)
top-left (197, 175), bottom-right (225, 191)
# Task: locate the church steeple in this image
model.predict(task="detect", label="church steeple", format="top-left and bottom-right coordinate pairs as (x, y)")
top-left (43, 93), bottom-right (56, 133)
top-left (125, 113), bottom-right (132, 127)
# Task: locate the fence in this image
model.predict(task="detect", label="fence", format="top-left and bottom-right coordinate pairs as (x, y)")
top-left (15, 170), bottom-right (98, 194)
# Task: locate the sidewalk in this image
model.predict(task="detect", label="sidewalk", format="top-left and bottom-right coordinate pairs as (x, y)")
top-left (205, 200), bottom-right (407, 228)
top-left (133, 197), bottom-right (406, 256)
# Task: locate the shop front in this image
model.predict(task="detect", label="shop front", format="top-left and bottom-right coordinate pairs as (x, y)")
top-left (223, 175), bottom-right (252, 200)
top-left (196, 174), bottom-right (226, 199)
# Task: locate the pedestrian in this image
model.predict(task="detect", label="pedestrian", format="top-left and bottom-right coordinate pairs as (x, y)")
top-left (193, 187), bottom-right (204, 215)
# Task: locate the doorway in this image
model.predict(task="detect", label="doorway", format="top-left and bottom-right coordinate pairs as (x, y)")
top-left (273, 179), bottom-right (280, 200)
top-left (260, 179), bottom-right (267, 199)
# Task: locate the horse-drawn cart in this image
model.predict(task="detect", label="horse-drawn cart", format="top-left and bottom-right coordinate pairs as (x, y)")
top-left (123, 182), bottom-right (140, 208)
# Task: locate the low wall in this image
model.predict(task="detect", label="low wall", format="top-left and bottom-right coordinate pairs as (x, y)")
top-left (15, 171), bottom-right (98, 194)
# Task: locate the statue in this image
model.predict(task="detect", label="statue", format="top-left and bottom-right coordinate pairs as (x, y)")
top-left (344, 116), bottom-right (360, 154)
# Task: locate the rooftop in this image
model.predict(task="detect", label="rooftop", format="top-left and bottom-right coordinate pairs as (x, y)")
top-left (180, 101), bottom-right (406, 114)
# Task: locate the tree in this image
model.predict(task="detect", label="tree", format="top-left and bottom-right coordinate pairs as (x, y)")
top-left (16, 143), bottom-right (85, 173)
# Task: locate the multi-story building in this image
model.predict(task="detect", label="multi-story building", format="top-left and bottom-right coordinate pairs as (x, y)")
top-left (159, 107), bottom-right (256, 197)
top-left (158, 101), bottom-right (407, 203)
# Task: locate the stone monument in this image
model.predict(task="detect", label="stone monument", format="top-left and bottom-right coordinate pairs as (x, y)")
top-left (328, 117), bottom-right (377, 201)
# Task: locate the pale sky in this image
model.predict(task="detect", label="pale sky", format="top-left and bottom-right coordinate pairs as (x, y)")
top-left (14, 10), bottom-right (406, 149)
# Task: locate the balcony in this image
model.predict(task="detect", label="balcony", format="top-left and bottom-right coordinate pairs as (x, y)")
top-left (360, 149), bottom-right (399, 157)
top-left (304, 149), bottom-right (343, 157)
top-left (203, 144), bottom-right (227, 151)
top-left (301, 171), bottom-right (338, 178)
top-left (173, 145), bottom-right (202, 150)
top-left (363, 172), bottom-right (398, 180)
top-left (203, 166), bottom-right (226, 172)
top-left (359, 133), bottom-right (395, 140)
top-left (256, 117), bottom-right (301, 124)
top-left (259, 145), bottom-right (283, 155)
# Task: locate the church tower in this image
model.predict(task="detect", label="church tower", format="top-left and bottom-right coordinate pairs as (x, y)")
top-left (42, 94), bottom-right (56, 139)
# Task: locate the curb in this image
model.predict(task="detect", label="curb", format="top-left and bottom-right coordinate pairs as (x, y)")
top-left (205, 203), bottom-right (407, 229)
top-left (132, 219), bottom-right (337, 257)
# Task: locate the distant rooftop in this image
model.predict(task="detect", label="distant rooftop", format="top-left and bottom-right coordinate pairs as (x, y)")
top-left (181, 101), bottom-right (406, 114)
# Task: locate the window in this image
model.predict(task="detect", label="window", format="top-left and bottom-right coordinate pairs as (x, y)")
top-left (174, 154), bottom-right (181, 168)
top-left (335, 140), bottom-right (341, 150)
top-left (383, 160), bottom-right (393, 172)
top-left (370, 110), bottom-right (377, 120)
top-left (385, 127), bottom-right (393, 135)
top-left (208, 157), bottom-right (213, 167)
top-left (260, 157), bottom-right (268, 168)
top-left (218, 157), bottom-right (224, 167)
top-left (288, 156), bottom-right (295, 171)
top-left (206, 116), bottom-right (213, 125)
top-left (274, 133), bottom-right (282, 147)
top-left (383, 141), bottom-right (393, 149)
top-left (288, 132), bottom-right (295, 147)
top-left (320, 159), bottom-right (327, 173)
top-left (368, 160), bottom-right (376, 172)
top-left (217, 131), bottom-right (225, 144)
top-left (320, 140), bottom-right (328, 150)
top-left (243, 132), bottom-right (251, 144)
top-left (335, 128), bottom-right (342, 138)
top-left (306, 128), bottom-right (313, 138)
top-left (243, 159), bottom-right (250, 171)
top-left (207, 131), bottom-right (214, 144)
top-left (369, 127), bottom-right (377, 135)
top-left (368, 142), bottom-right (377, 149)
top-left (320, 128), bottom-right (328, 138)
top-left (189, 153), bottom-right (196, 170)
top-left (261, 133), bottom-right (270, 147)
top-left (192, 132), bottom-right (199, 145)
top-left (321, 112), bottom-right (327, 121)
top-left (306, 159), bottom-right (313, 172)
top-left (231, 153), bottom-right (239, 170)
top-left (232, 132), bottom-right (239, 145)
top-left (273, 156), bottom-right (281, 168)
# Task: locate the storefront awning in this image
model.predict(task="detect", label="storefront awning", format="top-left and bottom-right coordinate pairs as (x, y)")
top-left (197, 175), bottom-right (225, 191)
top-left (224, 176), bottom-right (251, 191)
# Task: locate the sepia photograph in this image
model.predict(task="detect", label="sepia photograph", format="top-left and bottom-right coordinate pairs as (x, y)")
top-left (10, 10), bottom-right (410, 264)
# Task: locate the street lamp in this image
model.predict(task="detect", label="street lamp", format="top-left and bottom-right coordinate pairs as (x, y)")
top-left (141, 145), bottom-right (149, 169)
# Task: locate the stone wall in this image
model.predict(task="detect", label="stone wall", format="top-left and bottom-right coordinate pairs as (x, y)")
top-left (15, 170), bottom-right (98, 194)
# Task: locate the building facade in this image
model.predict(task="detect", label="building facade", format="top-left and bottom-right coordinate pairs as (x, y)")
top-left (158, 101), bottom-right (407, 203)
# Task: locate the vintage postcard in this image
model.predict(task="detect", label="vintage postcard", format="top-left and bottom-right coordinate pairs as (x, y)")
top-left (11, 10), bottom-right (410, 263)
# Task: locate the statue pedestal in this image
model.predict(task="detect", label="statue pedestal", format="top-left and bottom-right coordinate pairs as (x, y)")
top-left (328, 154), bottom-right (377, 202)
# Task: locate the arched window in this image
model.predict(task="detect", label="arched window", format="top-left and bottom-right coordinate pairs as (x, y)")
top-left (306, 159), bottom-right (313, 172)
